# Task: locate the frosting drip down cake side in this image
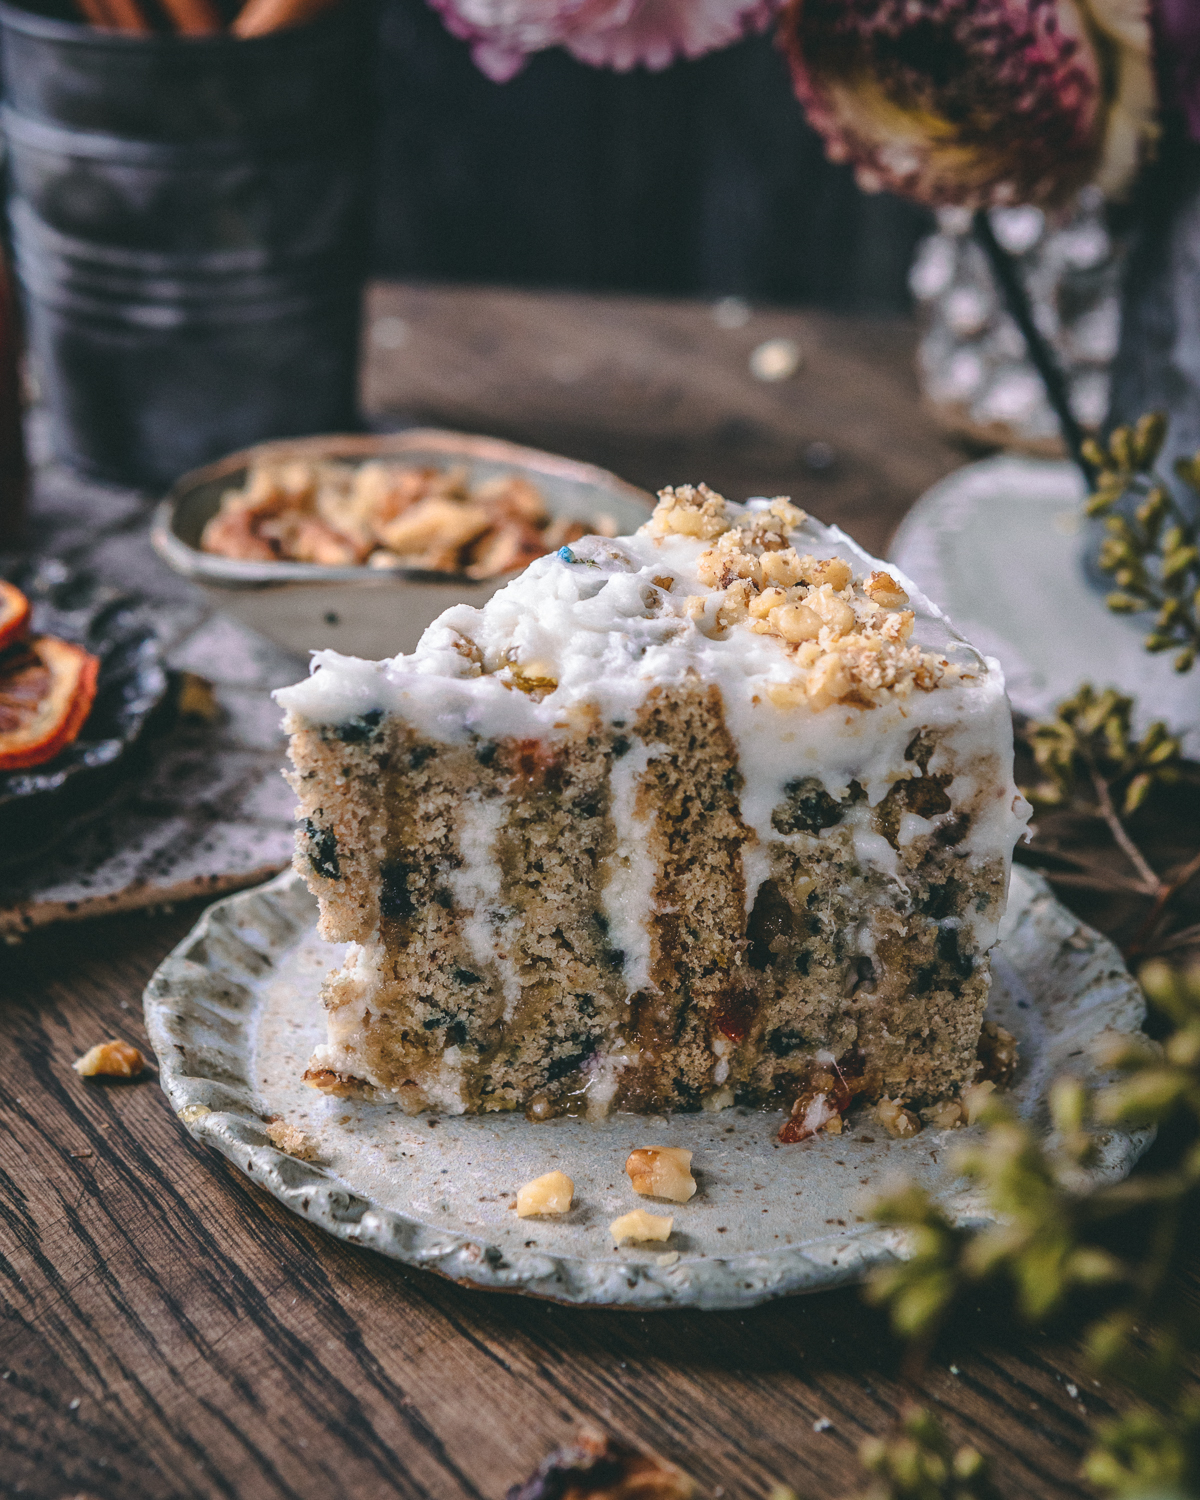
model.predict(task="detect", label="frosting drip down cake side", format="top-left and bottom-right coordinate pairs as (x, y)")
top-left (275, 484), bottom-right (1030, 1128)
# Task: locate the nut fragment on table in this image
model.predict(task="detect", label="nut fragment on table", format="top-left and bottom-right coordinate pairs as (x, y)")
top-left (265, 1118), bottom-right (317, 1161)
top-left (516, 1169), bottom-right (574, 1218)
top-left (609, 1208), bottom-right (673, 1245)
top-left (72, 1039), bottom-right (145, 1079)
top-left (200, 458), bottom-right (604, 580)
top-left (506, 1428), bottom-right (694, 1500)
top-left (625, 1147), bottom-right (696, 1203)
top-left (876, 1097), bottom-right (922, 1138)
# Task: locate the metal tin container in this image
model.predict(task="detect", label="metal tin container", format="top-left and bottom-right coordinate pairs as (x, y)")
top-left (0, 0), bottom-right (373, 488)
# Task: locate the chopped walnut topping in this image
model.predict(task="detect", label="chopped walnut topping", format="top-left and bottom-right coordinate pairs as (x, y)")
top-left (645, 486), bottom-right (957, 712)
top-left (625, 1147), bottom-right (697, 1203)
top-left (772, 601), bottom-right (823, 644)
top-left (265, 1118), bottom-right (317, 1161)
top-left (449, 631), bottom-right (483, 675)
top-left (800, 555), bottom-right (852, 591)
top-left (503, 661), bottom-right (559, 699)
top-left (759, 548), bottom-right (806, 588)
top-left (647, 483), bottom-right (730, 540)
top-left (806, 652), bottom-right (852, 711)
top-left (698, 531), bottom-right (764, 589)
top-left (73, 1040), bottom-right (145, 1079)
top-left (610, 1208), bottom-right (673, 1244)
top-left (376, 496), bottom-right (491, 559)
top-left (876, 1098), bottom-right (922, 1138)
top-left (749, 585), bottom-right (786, 618)
top-left (864, 570), bottom-right (910, 607)
top-left (768, 496), bottom-right (807, 528)
top-left (766, 680), bottom-right (806, 710)
top-left (715, 578), bottom-right (755, 629)
top-left (516, 1170), bottom-right (574, 1217)
top-left (807, 586), bottom-right (855, 636)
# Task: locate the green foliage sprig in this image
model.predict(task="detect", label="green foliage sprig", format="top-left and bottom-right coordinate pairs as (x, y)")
top-left (768, 1404), bottom-right (1002, 1500)
top-left (1024, 684), bottom-right (1183, 822)
top-left (771, 963), bottom-right (1200, 1500)
top-left (1082, 414), bottom-right (1200, 674)
top-left (770, 1408), bottom-right (999, 1500)
top-left (855, 1412), bottom-right (998, 1500)
top-left (1019, 687), bottom-right (1198, 956)
top-left (862, 962), bottom-right (1200, 1499)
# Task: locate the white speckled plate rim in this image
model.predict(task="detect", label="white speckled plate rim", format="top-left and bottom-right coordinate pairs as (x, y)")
top-left (143, 865), bottom-right (1153, 1310)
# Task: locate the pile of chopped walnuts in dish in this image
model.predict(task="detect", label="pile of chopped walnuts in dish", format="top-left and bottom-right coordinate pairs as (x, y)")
top-left (649, 483), bottom-right (964, 711)
top-left (201, 459), bottom-right (616, 579)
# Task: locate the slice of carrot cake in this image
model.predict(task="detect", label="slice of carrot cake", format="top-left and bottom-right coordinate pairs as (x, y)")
top-left (275, 483), bottom-right (1029, 1124)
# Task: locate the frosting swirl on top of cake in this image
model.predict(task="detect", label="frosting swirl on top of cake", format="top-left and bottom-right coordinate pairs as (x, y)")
top-left (276, 482), bottom-right (1028, 904)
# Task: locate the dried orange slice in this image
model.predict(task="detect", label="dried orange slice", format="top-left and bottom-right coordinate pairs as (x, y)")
top-left (0, 580), bottom-right (30, 652)
top-left (0, 636), bottom-right (100, 771)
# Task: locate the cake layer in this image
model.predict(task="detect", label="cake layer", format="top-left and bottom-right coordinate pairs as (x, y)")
top-left (278, 485), bottom-right (1029, 1124)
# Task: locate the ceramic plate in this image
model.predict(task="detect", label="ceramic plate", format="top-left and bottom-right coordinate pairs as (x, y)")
top-left (144, 864), bottom-right (1152, 1311)
top-left (889, 455), bottom-right (1200, 757)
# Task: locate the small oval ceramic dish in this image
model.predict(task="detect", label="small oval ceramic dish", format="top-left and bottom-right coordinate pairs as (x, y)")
top-left (144, 864), bottom-right (1154, 1311)
top-left (151, 429), bottom-right (655, 662)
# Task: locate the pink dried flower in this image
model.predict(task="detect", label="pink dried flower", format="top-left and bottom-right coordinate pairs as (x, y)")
top-left (566, 0), bottom-right (780, 70)
top-left (428, 0), bottom-right (781, 81)
top-left (781, 0), bottom-right (1157, 207)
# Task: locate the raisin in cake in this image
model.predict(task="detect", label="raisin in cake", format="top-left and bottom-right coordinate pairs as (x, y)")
top-left (276, 484), bottom-right (1029, 1123)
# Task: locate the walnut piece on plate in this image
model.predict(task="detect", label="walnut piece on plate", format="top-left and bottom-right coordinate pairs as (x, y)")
top-left (625, 1147), bottom-right (696, 1203)
top-left (516, 1170), bottom-right (574, 1217)
top-left (265, 1118), bottom-right (317, 1161)
top-left (610, 1208), bottom-right (673, 1245)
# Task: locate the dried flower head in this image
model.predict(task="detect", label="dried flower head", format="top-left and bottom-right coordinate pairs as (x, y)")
top-left (780, 0), bottom-right (1157, 207)
top-left (428, 0), bottom-right (781, 82)
top-left (1023, 682), bottom-right (1183, 817)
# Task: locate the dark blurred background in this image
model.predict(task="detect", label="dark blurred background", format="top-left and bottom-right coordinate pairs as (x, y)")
top-left (372, 0), bottom-right (933, 311)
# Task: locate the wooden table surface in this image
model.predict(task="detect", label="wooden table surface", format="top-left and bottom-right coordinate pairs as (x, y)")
top-left (0, 283), bottom-right (1172, 1500)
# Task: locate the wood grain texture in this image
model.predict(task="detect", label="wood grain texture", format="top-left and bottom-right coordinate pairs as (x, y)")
top-left (361, 283), bottom-right (964, 560)
top-left (1, 908), bottom-right (1128, 1500)
top-left (3, 288), bottom-right (1193, 1500)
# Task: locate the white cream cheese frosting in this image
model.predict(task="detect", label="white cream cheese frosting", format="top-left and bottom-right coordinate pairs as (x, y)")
top-left (276, 492), bottom-right (1031, 932)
